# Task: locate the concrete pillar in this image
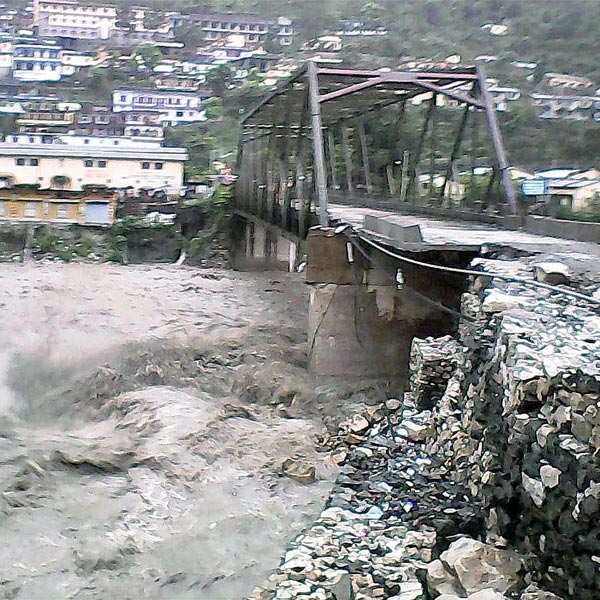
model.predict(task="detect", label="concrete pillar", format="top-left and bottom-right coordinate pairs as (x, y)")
top-left (306, 228), bottom-right (467, 384)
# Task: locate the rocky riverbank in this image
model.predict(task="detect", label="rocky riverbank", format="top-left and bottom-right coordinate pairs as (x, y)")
top-left (251, 253), bottom-right (600, 600)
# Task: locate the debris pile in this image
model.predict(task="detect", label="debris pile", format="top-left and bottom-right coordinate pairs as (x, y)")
top-left (252, 255), bottom-right (598, 600)
top-left (248, 394), bottom-right (545, 600)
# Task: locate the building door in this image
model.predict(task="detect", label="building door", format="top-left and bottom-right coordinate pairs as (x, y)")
top-left (85, 202), bottom-right (111, 225)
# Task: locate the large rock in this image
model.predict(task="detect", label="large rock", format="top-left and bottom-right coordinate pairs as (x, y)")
top-left (426, 559), bottom-right (462, 596)
top-left (482, 291), bottom-right (523, 314)
top-left (520, 584), bottom-right (564, 599)
top-left (281, 458), bottom-right (316, 483)
top-left (440, 537), bottom-right (523, 594)
top-left (468, 591), bottom-right (508, 600)
top-left (534, 262), bottom-right (570, 285)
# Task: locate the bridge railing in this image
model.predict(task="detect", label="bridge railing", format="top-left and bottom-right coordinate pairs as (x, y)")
top-left (235, 62), bottom-right (518, 237)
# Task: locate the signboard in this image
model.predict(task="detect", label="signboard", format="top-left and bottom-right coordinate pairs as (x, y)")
top-left (521, 179), bottom-right (548, 196)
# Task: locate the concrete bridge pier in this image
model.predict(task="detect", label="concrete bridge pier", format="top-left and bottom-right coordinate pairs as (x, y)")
top-left (231, 214), bottom-right (301, 272)
top-left (306, 228), bottom-right (474, 385)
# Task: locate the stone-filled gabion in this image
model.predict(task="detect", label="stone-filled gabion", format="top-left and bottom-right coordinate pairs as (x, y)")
top-left (428, 258), bottom-right (600, 599)
top-left (409, 336), bottom-right (460, 410)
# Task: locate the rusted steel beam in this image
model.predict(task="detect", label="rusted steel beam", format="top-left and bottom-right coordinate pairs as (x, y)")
top-left (357, 117), bottom-right (372, 194)
top-left (477, 65), bottom-right (517, 214)
top-left (279, 90), bottom-right (294, 228)
top-left (327, 128), bottom-right (339, 191)
top-left (241, 65), bottom-right (308, 125)
top-left (406, 96), bottom-right (436, 203)
top-left (308, 61), bottom-right (329, 226)
top-left (319, 76), bottom-right (389, 103)
top-left (429, 93), bottom-right (437, 198)
top-left (469, 105), bottom-right (479, 207)
top-left (414, 81), bottom-right (484, 108)
top-left (341, 124), bottom-right (353, 193)
top-left (325, 88), bottom-right (426, 128)
top-left (316, 68), bottom-right (478, 80)
top-left (295, 93), bottom-right (310, 237)
top-left (440, 105), bottom-right (470, 199)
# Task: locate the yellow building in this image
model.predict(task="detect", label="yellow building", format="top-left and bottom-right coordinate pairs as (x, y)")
top-left (0, 134), bottom-right (187, 194)
top-left (0, 185), bottom-right (118, 226)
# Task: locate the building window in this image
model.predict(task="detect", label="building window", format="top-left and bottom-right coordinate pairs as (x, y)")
top-left (176, 111), bottom-right (184, 117)
top-left (16, 158), bottom-right (25, 165)
top-left (155, 162), bottom-right (163, 170)
top-left (98, 160), bottom-right (107, 168)
top-left (30, 158), bottom-right (39, 166)
top-left (142, 162), bottom-right (150, 169)
top-left (24, 202), bottom-right (36, 218)
top-left (12, 136), bottom-right (18, 142)
top-left (84, 159), bottom-right (93, 167)
top-left (84, 138), bottom-right (90, 144)
top-left (120, 94), bottom-right (126, 102)
top-left (57, 204), bottom-right (70, 219)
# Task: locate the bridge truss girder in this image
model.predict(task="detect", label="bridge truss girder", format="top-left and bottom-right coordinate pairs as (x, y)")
top-left (236, 62), bottom-right (516, 238)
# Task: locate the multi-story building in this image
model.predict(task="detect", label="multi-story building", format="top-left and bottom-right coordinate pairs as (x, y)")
top-left (0, 134), bottom-right (187, 194)
top-left (33, 0), bottom-right (117, 40)
top-left (171, 13), bottom-right (293, 46)
top-left (112, 88), bottom-right (209, 126)
top-left (531, 94), bottom-right (600, 121)
top-left (16, 100), bottom-right (79, 132)
top-left (0, 185), bottom-right (118, 226)
top-left (122, 111), bottom-right (164, 139)
top-left (12, 38), bottom-right (63, 82)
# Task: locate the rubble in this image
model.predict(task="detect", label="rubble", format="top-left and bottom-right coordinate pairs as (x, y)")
top-left (409, 336), bottom-right (460, 410)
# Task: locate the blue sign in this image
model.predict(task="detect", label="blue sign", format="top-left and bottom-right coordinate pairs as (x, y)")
top-left (521, 179), bottom-right (548, 196)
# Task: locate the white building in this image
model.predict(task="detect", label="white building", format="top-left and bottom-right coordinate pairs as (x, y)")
top-left (0, 134), bottom-right (187, 194)
top-left (171, 13), bottom-right (293, 46)
top-left (33, 0), bottom-right (117, 40)
top-left (13, 39), bottom-right (63, 82)
top-left (112, 88), bottom-right (209, 126)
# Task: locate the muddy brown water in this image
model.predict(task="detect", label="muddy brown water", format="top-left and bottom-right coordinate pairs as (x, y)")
top-left (0, 263), bottom-right (338, 599)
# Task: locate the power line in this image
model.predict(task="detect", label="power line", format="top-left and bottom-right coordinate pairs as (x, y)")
top-left (352, 233), bottom-right (600, 307)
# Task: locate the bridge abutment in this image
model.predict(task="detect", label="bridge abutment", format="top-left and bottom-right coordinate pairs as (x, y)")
top-left (231, 214), bottom-right (301, 272)
top-left (306, 228), bottom-right (474, 385)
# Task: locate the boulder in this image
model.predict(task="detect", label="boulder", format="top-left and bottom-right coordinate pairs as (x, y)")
top-left (281, 458), bottom-right (316, 483)
top-left (426, 559), bottom-right (462, 596)
top-left (520, 584), bottom-right (564, 599)
top-left (522, 473), bottom-right (545, 507)
top-left (440, 537), bottom-right (522, 595)
top-left (468, 591), bottom-right (508, 600)
top-left (534, 262), bottom-right (570, 285)
top-left (482, 291), bottom-right (523, 314)
top-left (326, 572), bottom-right (354, 600)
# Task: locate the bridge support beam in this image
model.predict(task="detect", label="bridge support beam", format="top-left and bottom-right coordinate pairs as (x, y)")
top-left (305, 228), bottom-right (472, 384)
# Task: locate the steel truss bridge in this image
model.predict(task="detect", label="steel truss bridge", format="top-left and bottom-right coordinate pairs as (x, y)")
top-left (235, 62), bottom-right (517, 239)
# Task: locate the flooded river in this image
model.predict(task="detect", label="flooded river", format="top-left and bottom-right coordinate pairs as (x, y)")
top-left (0, 263), bottom-right (337, 599)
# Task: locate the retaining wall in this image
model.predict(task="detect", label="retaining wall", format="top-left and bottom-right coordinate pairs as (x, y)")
top-left (419, 258), bottom-right (600, 599)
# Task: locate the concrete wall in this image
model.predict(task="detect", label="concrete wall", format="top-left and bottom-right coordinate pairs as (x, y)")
top-left (231, 215), bottom-right (300, 272)
top-left (525, 215), bottom-right (600, 243)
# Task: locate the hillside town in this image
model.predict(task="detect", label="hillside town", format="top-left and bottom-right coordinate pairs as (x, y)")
top-left (0, 0), bottom-right (597, 228)
top-left (1, 2), bottom-right (600, 600)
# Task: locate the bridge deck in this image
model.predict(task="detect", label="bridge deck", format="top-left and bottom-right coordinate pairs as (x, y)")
top-left (329, 204), bottom-right (600, 257)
